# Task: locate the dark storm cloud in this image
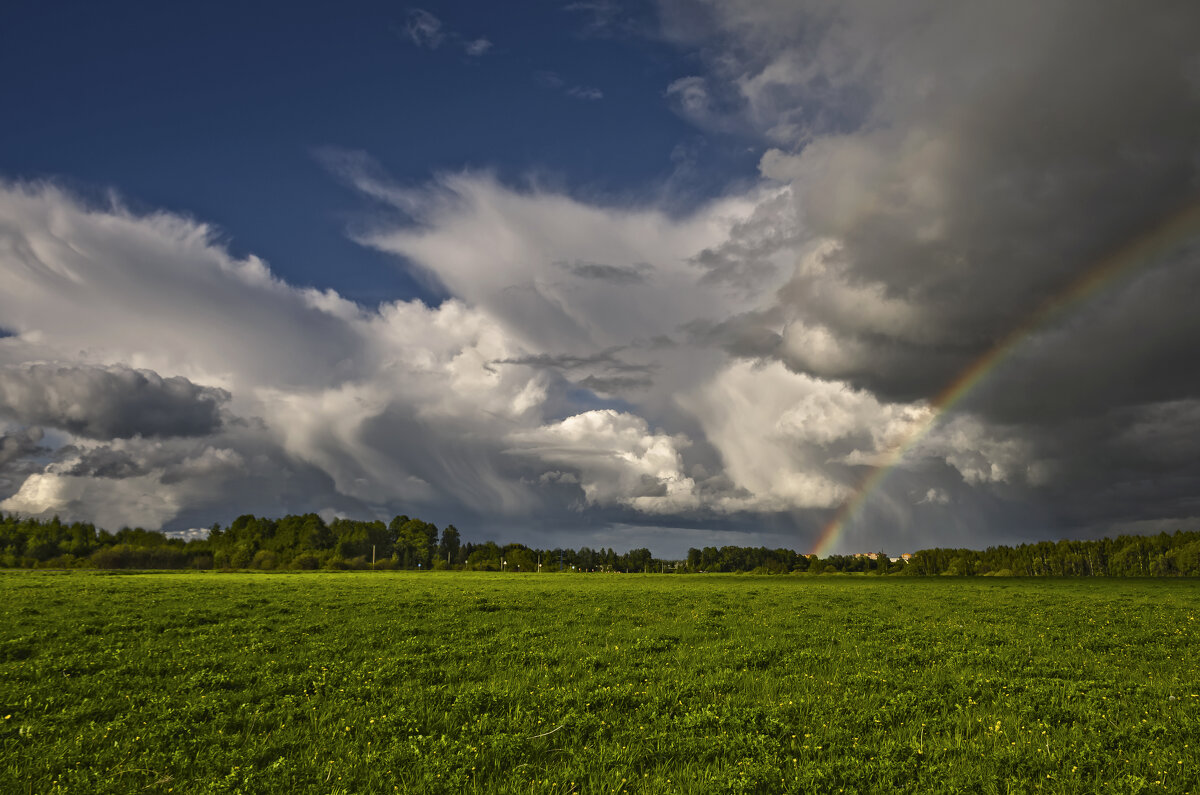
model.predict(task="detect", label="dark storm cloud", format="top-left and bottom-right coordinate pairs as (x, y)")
top-left (0, 364), bottom-right (229, 440)
top-left (662, 1), bottom-right (1200, 433)
top-left (1018, 400), bottom-right (1200, 532)
top-left (952, 245), bottom-right (1200, 424)
top-left (631, 474), bottom-right (669, 498)
top-left (644, 0), bottom-right (1200, 550)
top-left (59, 447), bottom-right (147, 479)
top-left (784, 3), bottom-right (1198, 408)
top-left (0, 426), bottom-right (44, 468)
top-left (0, 426), bottom-right (47, 499)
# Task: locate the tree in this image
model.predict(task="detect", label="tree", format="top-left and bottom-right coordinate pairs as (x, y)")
top-left (505, 545), bottom-right (536, 572)
top-left (394, 519), bottom-right (437, 568)
top-left (467, 541), bottom-right (502, 570)
top-left (625, 547), bottom-right (652, 573)
top-left (438, 525), bottom-right (461, 566)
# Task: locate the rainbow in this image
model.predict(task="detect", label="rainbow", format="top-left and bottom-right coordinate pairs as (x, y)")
top-left (812, 200), bottom-right (1200, 556)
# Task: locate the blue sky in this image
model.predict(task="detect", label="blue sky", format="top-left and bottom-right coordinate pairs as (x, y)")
top-left (1, 1), bottom-right (756, 303)
top-left (1, 1), bottom-right (1198, 556)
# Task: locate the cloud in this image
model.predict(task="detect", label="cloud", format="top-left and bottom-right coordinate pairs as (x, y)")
top-left (0, 181), bottom-right (547, 529)
top-left (577, 374), bottom-right (653, 394)
top-left (649, 0), bottom-right (1200, 545)
top-left (687, 188), bottom-right (800, 289)
top-left (496, 350), bottom-right (647, 373)
top-left (0, 176), bottom-right (914, 545)
top-left (3, 0), bottom-right (1199, 553)
top-left (664, 0), bottom-right (1200, 407)
top-left (402, 9), bottom-right (491, 56)
top-left (918, 488), bottom-right (949, 506)
top-left (0, 425), bottom-right (46, 497)
top-left (566, 85), bottom-right (604, 101)
top-left (463, 38), bottom-right (492, 57)
top-left (56, 446), bottom-right (147, 479)
top-left (165, 527), bottom-right (210, 541)
top-left (496, 348), bottom-right (655, 396)
top-left (0, 426), bottom-right (44, 469)
top-left (677, 360), bottom-right (927, 513)
top-left (534, 71), bottom-right (566, 89)
top-left (559, 260), bottom-right (651, 284)
top-left (403, 9), bottom-right (444, 49)
top-left (508, 410), bottom-right (700, 514)
top-left (665, 76), bottom-right (715, 126)
top-left (353, 170), bottom-right (773, 354)
top-left (5, 471), bottom-right (184, 530)
top-left (564, 1), bottom-right (645, 39)
top-left (535, 71), bottom-right (604, 101)
top-left (0, 363), bottom-right (228, 439)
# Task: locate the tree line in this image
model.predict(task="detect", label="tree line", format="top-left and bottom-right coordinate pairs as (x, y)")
top-left (902, 531), bottom-right (1200, 577)
top-left (0, 512), bottom-right (649, 572)
top-left (1, 512), bottom-right (1198, 575)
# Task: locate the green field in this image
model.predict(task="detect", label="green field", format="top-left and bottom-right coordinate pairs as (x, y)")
top-left (1, 573), bottom-right (1198, 793)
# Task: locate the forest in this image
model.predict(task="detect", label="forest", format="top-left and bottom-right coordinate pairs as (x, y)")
top-left (1, 511), bottom-right (1199, 575)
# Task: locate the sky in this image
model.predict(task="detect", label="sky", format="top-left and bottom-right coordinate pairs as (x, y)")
top-left (1, 1), bottom-right (1199, 557)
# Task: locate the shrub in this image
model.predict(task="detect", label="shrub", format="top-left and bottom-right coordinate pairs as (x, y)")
top-left (38, 554), bottom-right (82, 569)
top-left (90, 544), bottom-right (190, 569)
top-left (290, 553), bottom-right (321, 570)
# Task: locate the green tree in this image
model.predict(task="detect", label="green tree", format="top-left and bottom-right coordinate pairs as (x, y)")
top-left (438, 525), bottom-right (461, 566)
top-left (625, 547), bottom-right (652, 573)
top-left (396, 519), bottom-right (437, 568)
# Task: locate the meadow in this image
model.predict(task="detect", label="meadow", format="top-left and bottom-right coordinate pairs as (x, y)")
top-left (1, 572), bottom-right (1198, 793)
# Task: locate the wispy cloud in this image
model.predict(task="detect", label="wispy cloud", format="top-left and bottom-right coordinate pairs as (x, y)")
top-left (534, 70), bottom-right (565, 89)
top-left (402, 8), bottom-right (491, 56)
top-left (463, 38), bottom-right (492, 57)
top-left (566, 85), bottom-right (604, 101)
top-left (403, 9), bottom-right (444, 49)
top-left (563, 0), bottom-right (645, 39)
top-left (536, 70), bottom-right (603, 100)
top-left (559, 260), bottom-right (650, 284)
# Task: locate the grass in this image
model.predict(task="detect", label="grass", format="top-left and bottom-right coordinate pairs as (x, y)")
top-left (1, 572), bottom-right (1198, 793)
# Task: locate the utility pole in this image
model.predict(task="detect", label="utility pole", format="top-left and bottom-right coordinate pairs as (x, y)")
top-left (372, 545), bottom-right (376, 569)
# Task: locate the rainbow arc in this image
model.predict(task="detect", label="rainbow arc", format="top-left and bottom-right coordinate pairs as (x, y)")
top-left (812, 201), bottom-right (1200, 556)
